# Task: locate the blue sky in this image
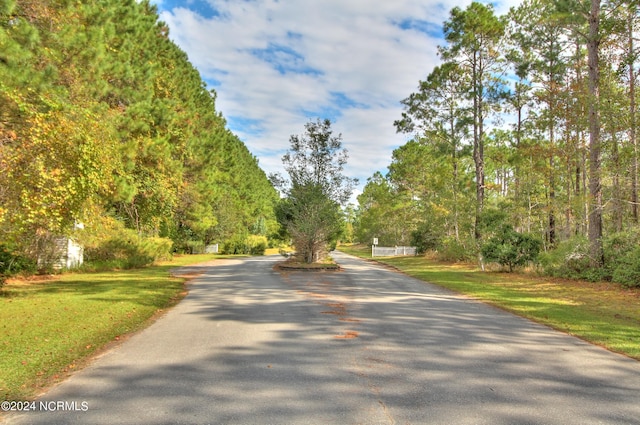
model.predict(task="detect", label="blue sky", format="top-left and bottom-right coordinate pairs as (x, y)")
top-left (150, 0), bottom-right (520, 202)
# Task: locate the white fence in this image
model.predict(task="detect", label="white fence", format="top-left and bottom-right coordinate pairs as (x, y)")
top-left (372, 246), bottom-right (417, 257)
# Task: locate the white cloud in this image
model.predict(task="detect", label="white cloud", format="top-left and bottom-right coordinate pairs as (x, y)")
top-left (155, 0), bottom-right (522, 202)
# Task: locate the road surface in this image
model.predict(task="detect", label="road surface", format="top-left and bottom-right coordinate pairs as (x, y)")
top-left (4, 252), bottom-right (640, 424)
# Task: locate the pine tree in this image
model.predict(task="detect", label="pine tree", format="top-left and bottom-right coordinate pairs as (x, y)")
top-left (439, 2), bottom-right (506, 244)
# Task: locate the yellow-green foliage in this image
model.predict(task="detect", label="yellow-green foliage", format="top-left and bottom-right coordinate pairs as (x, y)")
top-left (0, 0), bottom-right (277, 263)
top-left (247, 235), bottom-right (268, 255)
top-left (79, 216), bottom-right (172, 269)
top-left (222, 234), bottom-right (268, 255)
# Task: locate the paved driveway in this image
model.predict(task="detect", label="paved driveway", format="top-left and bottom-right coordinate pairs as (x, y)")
top-left (4, 252), bottom-right (640, 424)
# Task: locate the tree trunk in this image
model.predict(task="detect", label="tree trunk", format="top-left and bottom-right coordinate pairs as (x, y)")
top-left (473, 52), bottom-right (485, 242)
top-left (549, 150), bottom-right (556, 246)
top-left (612, 133), bottom-right (623, 232)
top-left (629, 9), bottom-right (639, 223)
top-left (587, 0), bottom-right (604, 267)
top-left (547, 52), bottom-right (557, 247)
top-left (451, 116), bottom-right (460, 241)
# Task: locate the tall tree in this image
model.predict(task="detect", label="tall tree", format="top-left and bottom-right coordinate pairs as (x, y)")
top-left (356, 172), bottom-right (412, 246)
top-left (0, 0), bottom-right (119, 254)
top-left (395, 62), bottom-right (471, 241)
top-left (439, 1), bottom-right (506, 243)
top-left (504, 13), bottom-right (538, 234)
top-left (625, 1), bottom-right (639, 223)
top-left (0, 0), bottom-right (278, 261)
top-left (585, 0), bottom-right (605, 266)
top-left (353, 0), bottom-right (640, 278)
top-left (511, 0), bottom-right (570, 245)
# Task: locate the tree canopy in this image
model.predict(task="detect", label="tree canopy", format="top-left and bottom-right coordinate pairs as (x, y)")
top-left (0, 0), bottom-right (277, 263)
top-left (273, 119), bottom-right (357, 263)
top-left (357, 0), bottom-right (640, 284)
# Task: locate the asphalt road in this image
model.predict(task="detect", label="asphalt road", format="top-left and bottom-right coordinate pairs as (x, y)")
top-left (4, 252), bottom-right (640, 424)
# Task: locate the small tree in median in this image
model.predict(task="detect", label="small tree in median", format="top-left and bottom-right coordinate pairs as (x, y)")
top-left (272, 119), bottom-right (357, 263)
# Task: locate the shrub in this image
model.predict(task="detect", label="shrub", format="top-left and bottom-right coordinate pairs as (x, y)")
top-left (222, 234), bottom-right (249, 255)
top-left (173, 240), bottom-right (206, 254)
top-left (139, 237), bottom-right (173, 262)
top-left (537, 236), bottom-right (607, 281)
top-left (481, 225), bottom-right (541, 272)
top-left (0, 245), bottom-right (36, 286)
top-left (438, 237), bottom-right (473, 262)
top-left (611, 247), bottom-right (640, 288)
top-left (411, 222), bottom-right (442, 255)
top-left (84, 228), bottom-right (172, 269)
top-left (603, 229), bottom-right (640, 281)
top-left (223, 235), bottom-right (268, 255)
top-left (248, 235), bottom-right (268, 255)
top-left (604, 229), bottom-right (640, 262)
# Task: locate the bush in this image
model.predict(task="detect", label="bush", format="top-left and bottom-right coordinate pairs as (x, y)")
top-left (538, 236), bottom-right (600, 280)
top-left (139, 237), bottom-right (173, 262)
top-left (604, 229), bottom-right (640, 263)
top-left (411, 222), bottom-right (442, 254)
top-left (223, 234), bottom-right (268, 255)
top-left (248, 235), bottom-right (268, 255)
top-left (84, 229), bottom-right (173, 269)
top-left (481, 225), bottom-right (541, 272)
top-left (438, 237), bottom-right (473, 262)
top-left (222, 234), bottom-right (249, 255)
top-left (611, 246), bottom-right (640, 288)
top-left (0, 245), bottom-right (36, 286)
top-left (603, 230), bottom-right (640, 286)
top-left (173, 240), bottom-right (206, 255)
top-left (603, 229), bottom-right (640, 282)
top-left (527, 230), bottom-right (640, 286)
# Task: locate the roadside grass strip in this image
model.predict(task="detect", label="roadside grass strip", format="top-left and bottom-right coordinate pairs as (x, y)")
top-left (339, 245), bottom-right (640, 360)
top-left (0, 254), bottom-right (219, 401)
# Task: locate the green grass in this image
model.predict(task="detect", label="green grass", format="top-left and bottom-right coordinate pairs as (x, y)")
top-left (0, 254), bottom-right (220, 401)
top-left (339, 245), bottom-right (640, 360)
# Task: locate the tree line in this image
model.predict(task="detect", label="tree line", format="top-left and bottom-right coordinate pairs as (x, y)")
top-left (355, 0), bottom-right (640, 286)
top-left (0, 0), bottom-right (277, 274)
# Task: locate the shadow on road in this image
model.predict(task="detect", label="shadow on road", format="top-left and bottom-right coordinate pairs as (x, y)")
top-left (6, 254), bottom-right (640, 424)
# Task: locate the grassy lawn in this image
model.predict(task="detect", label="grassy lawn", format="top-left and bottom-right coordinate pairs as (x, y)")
top-left (339, 245), bottom-right (640, 360)
top-left (0, 254), bottom-right (221, 401)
